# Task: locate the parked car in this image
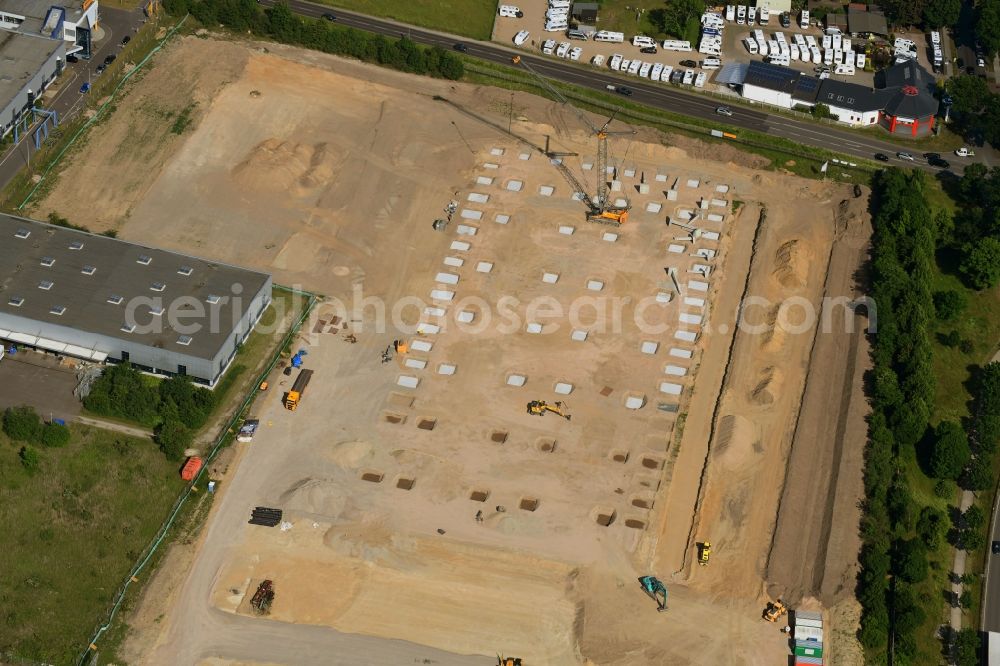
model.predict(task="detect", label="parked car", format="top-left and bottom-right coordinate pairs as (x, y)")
top-left (874, 153), bottom-right (889, 162)
top-left (453, 42), bottom-right (468, 52)
top-left (978, 56), bottom-right (987, 68)
top-left (679, 59), bottom-right (697, 67)
top-left (79, 81), bottom-right (91, 94)
top-left (104, 54), bottom-right (116, 65)
top-left (640, 46), bottom-right (657, 54)
top-left (780, 12), bottom-right (791, 27)
top-left (929, 156), bottom-right (950, 169)
top-left (896, 152), bottom-right (915, 161)
top-left (616, 86), bottom-right (633, 96)
top-left (66, 54), bottom-right (79, 63)
top-left (955, 146), bottom-right (975, 157)
top-left (923, 152), bottom-right (940, 160)
top-left (121, 35), bottom-right (131, 45)
top-left (715, 106), bottom-right (733, 116)
top-left (993, 540), bottom-right (1000, 555)
top-left (321, 12), bottom-right (336, 20)
top-left (95, 63), bottom-right (106, 75)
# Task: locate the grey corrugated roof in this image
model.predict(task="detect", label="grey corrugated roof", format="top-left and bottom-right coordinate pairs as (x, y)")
top-left (0, 214), bottom-right (271, 361)
top-left (716, 61), bottom-right (750, 85)
top-left (846, 7), bottom-right (888, 35)
top-left (0, 30), bottom-right (62, 113)
top-left (879, 60), bottom-right (939, 118)
top-left (815, 78), bottom-right (890, 111)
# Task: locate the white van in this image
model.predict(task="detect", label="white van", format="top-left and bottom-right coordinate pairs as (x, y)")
top-left (767, 54), bottom-right (790, 66)
top-left (800, 9), bottom-right (809, 28)
top-left (743, 37), bottom-right (759, 54)
top-left (824, 26), bottom-right (842, 36)
top-left (702, 56), bottom-right (721, 69)
top-left (834, 63), bottom-right (856, 75)
top-left (726, 4), bottom-right (735, 21)
top-left (737, 5), bottom-right (746, 24)
top-left (632, 35), bottom-right (657, 48)
top-left (498, 5), bottom-right (522, 18)
top-left (594, 30), bottom-right (625, 43)
top-left (567, 28), bottom-right (589, 40)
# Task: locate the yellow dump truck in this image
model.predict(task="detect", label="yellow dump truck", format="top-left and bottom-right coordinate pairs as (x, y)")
top-left (285, 369), bottom-right (313, 411)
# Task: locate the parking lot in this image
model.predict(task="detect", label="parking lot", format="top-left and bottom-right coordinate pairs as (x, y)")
top-left (0, 351), bottom-right (82, 422)
top-left (494, 1), bottom-right (946, 94)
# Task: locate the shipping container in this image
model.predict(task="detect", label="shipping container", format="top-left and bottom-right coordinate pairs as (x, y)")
top-left (795, 644), bottom-right (824, 657)
top-left (796, 618), bottom-right (823, 629)
top-left (795, 658), bottom-right (823, 666)
top-left (181, 456), bottom-right (203, 481)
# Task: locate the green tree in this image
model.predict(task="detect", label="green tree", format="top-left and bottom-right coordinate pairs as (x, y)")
top-left (977, 0), bottom-right (1000, 56)
top-left (963, 504), bottom-right (986, 531)
top-left (18, 446), bottom-right (40, 475)
top-left (266, 1), bottom-right (301, 43)
top-left (933, 290), bottom-right (967, 321)
top-left (893, 538), bottom-right (929, 583)
top-left (959, 236), bottom-right (1000, 290)
top-left (962, 454), bottom-right (995, 491)
top-left (929, 420), bottom-right (972, 479)
top-left (916, 506), bottom-right (948, 548)
top-left (923, 0), bottom-right (961, 27)
top-left (948, 75), bottom-right (992, 115)
top-left (40, 423), bottom-right (70, 448)
top-left (956, 627), bottom-right (981, 666)
top-left (811, 103), bottom-right (834, 119)
top-left (2, 406), bottom-right (42, 442)
top-left (649, 0), bottom-right (706, 38)
top-left (155, 420), bottom-right (193, 461)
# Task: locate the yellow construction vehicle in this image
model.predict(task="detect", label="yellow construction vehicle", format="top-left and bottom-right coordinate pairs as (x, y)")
top-left (697, 541), bottom-right (711, 566)
top-left (498, 655), bottom-right (523, 666)
top-left (526, 400), bottom-right (571, 420)
top-left (763, 599), bottom-right (787, 622)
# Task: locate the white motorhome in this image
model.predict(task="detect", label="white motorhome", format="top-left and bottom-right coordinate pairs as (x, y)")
top-left (759, 6), bottom-right (770, 25)
top-left (737, 5), bottom-right (746, 24)
top-left (767, 54), bottom-right (790, 65)
top-left (662, 39), bottom-right (693, 51)
top-left (800, 9), bottom-right (809, 28)
top-left (726, 5), bottom-right (735, 21)
top-left (609, 53), bottom-right (623, 69)
top-left (542, 39), bottom-right (556, 54)
top-left (856, 52), bottom-right (866, 68)
top-left (498, 5), bottom-right (522, 18)
top-left (591, 53), bottom-right (605, 66)
top-left (556, 41), bottom-right (570, 57)
top-left (651, 62), bottom-right (664, 79)
top-left (682, 69), bottom-right (695, 84)
top-left (660, 64), bottom-right (674, 81)
top-left (747, 5), bottom-right (756, 25)
top-left (594, 30), bottom-right (625, 43)
top-left (834, 63), bottom-right (856, 75)
top-left (632, 35), bottom-right (657, 48)
top-left (743, 37), bottom-right (759, 54)
top-left (514, 30), bottom-right (530, 45)
top-left (545, 20), bottom-right (568, 32)
top-left (627, 59), bottom-right (642, 75)
top-left (701, 56), bottom-right (721, 69)
top-left (639, 62), bottom-right (652, 77)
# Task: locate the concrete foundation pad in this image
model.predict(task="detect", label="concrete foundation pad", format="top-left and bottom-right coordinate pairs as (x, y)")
top-left (475, 176), bottom-right (494, 185)
top-left (495, 214), bottom-right (511, 224)
top-left (526, 322), bottom-right (543, 334)
top-left (715, 184), bottom-right (730, 193)
top-left (655, 173), bottom-right (668, 182)
top-left (624, 169), bottom-right (636, 178)
top-left (625, 395), bottom-right (646, 409)
top-left (457, 311), bottom-right (475, 323)
top-left (450, 241), bottom-right (471, 251)
top-left (667, 190), bottom-right (678, 201)
top-left (558, 225), bottom-right (575, 235)
top-left (638, 184), bottom-right (650, 194)
top-left (435, 272), bottom-right (459, 285)
top-left (411, 339), bottom-right (434, 352)
top-left (437, 363), bottom-right (457, 375)
top-left (659, 382), bottom-right (682, 395)
top-left (646, 202), bottom-right (662, 213)
top-left (614, 198), bottom-right (628, 207)
top-left (587, 279), bottom-right (604, 291)
top-left (476, 261), bottom-right (494, 273)
top-left (416, 323), bottom-right (440, 335)
top-left (683, 296), bottom-right (706, 308)
top-left (459, 210), bottom-right (483, 221)
top-left (397, 375), bottom-right (420, 388)
top-left (582, 162), bottom-right (593, 170)
top-left (506, 180), bottom-right (524, 192)
top-left (405, 358), bottom-right (427, 370)
top-left (490, 147), bottom-right (505, 156)
top-left (443, 256), bottom-right (464, 268)
top-left (687, 280), bottom-right (709, 292)
top-left (484, 162), bottom-right (500, 169)
top-left (664, 365), bottom-right (688, 376)
top-left (456, 224), bottom-right (478, 235)
top-left (424, 306), bottom-right (446, 317)
top-left (641, 341), bottom-right (659, 354)
top-left (656, 292), bottom-right (672, 303)
top-left (519, 152), bottom-right (531, 160)
top-left (679, 313), bottom-right (702, 325)
top-left (685, 179), bottom-right (700, 188)
top-left (674, 330), bottom-right (698, 342)
top-left (610, 180), bottom-right (622, 192)
top-left (571, 329), bottom-right (588, 341)
top-left (554, 382), bottom-right (573, 394)
top-left (707, 213), bottom-right (725, 223)
top-left (669, 347), bottom-right (693, 359)
top-left (542, 272), bottom-right (559, 284)
top-left (468, 192), bottom-right (490, 203)
top-left (702, 231), bottom-right (721, 241)
top-left (430, 289), bottom-right (455, 301)
top-left (506, 373), bottom-right (527, 387)
top-left (602, 233), bottom-right (618, 242)
top-left (667, 244), bottom-right (685, 254)
top-left (539, 185), bottom-right (555, 196)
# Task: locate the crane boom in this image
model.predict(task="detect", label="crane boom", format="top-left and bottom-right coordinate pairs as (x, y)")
top-left (513, 56), bottom-right (634, 226)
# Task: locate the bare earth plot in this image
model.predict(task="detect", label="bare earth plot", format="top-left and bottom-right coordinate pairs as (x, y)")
top-left (32, 37), bottom-right (869, 666)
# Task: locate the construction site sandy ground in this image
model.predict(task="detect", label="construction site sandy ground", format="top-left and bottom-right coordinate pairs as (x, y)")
top-left (33, 36), bottom-right (871, 665)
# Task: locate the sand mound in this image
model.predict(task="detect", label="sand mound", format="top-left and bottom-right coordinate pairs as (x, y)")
top-left (760, 304), bottom-right (787, 351)
top-left (750, 366), bottom-right (783, 405)
top-left (328, 440), bottom-right (373, 468)
top-left (231, 138), bottom-right (336, 193)
top-left (713, 414), bottom-right (757, 469)
top-left (772, 239), bottom-right (809, 289)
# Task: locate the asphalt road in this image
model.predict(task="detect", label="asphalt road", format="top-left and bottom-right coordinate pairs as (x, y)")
top-left (267, 0), bottom-right (988, 174)
top-left (983, 492), bottom-right (1000, 633)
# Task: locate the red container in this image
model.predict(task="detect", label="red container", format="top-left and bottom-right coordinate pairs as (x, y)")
top-left (181, 456), bottom-right (203, 481)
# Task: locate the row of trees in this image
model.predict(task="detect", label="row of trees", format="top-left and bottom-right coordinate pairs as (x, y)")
top-left (648, 0), bottom-right (705, 44)
top-left (946, 163), bottom-right (1000, 290)
top-left (163, 0), bottom-right (464, 80)
top-left (83, 364), bottom-right (217, 460)
top-left (858, 168), bottom-right (940, 659)
top-left (879, 0), bottom-right (961, 30)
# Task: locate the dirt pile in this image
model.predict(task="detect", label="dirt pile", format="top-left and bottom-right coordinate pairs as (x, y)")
top-left (231, 139), bottom-right (338, 194)
top-left (772, 239), bottom-right (809, 288)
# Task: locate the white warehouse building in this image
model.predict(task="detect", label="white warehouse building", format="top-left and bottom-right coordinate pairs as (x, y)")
top-left (0, 214), bottom-right (273, 387)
